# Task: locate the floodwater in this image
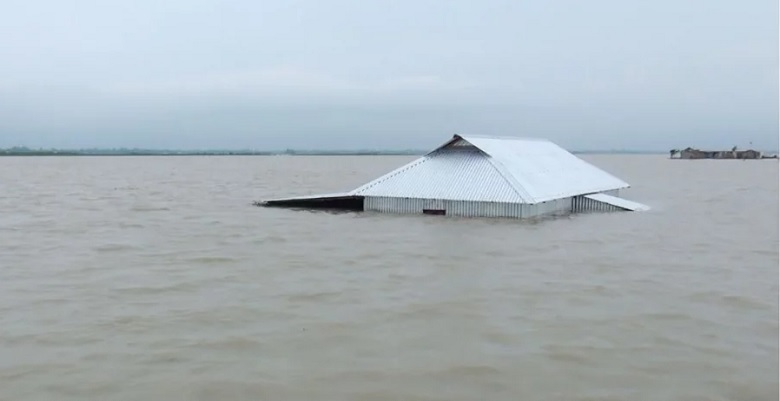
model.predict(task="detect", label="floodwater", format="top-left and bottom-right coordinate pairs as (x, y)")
top-left (0, 155), bottom-right (777, 401)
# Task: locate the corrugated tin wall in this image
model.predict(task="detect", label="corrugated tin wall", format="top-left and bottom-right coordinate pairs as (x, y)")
top-left (364, 192), bottom-right (629, 218)
top-left (364, 197), bottom-right (573, 219)
top-left (571, 195), bottom-right (624, 213)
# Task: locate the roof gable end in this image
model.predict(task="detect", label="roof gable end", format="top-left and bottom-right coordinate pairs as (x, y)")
top-left (454, 134), bottom-right (630, 203)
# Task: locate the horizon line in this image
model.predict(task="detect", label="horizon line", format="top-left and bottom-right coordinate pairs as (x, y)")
top-left (0, 146), bottom-right (684, 155)
top-left (1, 146), bottom-right (777, 156)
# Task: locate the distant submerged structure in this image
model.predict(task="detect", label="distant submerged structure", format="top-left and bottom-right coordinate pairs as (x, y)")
top-left (669, 147), bottom-right (769, 160)
top-left (257, 134), bottom-right (649, 220)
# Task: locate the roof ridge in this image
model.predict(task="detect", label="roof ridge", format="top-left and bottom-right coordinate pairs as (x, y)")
top-left (453, 135), bottom-right (534, 202)
top-left (481, 154), bottom-right (535, 202)
top-left (458, 134), bottom-right (552, 142)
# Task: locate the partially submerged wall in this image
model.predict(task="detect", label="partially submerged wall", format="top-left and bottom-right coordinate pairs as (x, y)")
top-left (363, 196), bottom-right (573, 219)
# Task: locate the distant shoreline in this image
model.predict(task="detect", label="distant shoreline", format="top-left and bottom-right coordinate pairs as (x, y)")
top-left (0, 151), bottom-right (422, 157)
top-left (0, 149), bottom-right (674, 157)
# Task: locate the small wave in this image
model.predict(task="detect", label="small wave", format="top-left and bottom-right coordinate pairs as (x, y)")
top-left (93, 244), bottom-right (138, 252)
top-left (186, 337), bottom-right (263, 351)
top-left (719, 294), bottom-right (774, 310)
top-left (637, 311), bottom-right (695, 322)
top-left (285, 291), bottom-right (344, 303)
top-left (130, 206), bottom-right (171, 212)
top-left (752, 249), bottom-right (779, 257)
top-left (185, 256), bottom-right (239, 264)
top-left (438, 365), bottom-right (503, 376)
top-left (254, 235), bottom-right (287, 244)
top-left (688, 291), bottom-right (774, 310)
top-left (117, 223), bottom-right (145, 228)
top-left (114, 281), bottom-right (205, 296)
top-left (541, 347), bottom-right (592, 364)
top-left (139, 352), bottom-right (189, 365)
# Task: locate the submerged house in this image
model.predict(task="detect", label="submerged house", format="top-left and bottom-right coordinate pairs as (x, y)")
top-left (674, 147), bottom-right (763, 160)
top-left (259, 135), bottom-right (649, 219)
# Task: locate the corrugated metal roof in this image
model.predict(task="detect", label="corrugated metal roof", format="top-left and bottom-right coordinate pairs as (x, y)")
top-left (460, 135), bottom-right (630, 203)
top-left (261, 192), bottom-right (352, 202)
top-left (351, 148), bottom-right (524, 202)
top-left (350, 135), bottom-right (630, 204)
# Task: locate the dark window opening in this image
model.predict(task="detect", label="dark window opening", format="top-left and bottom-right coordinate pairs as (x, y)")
top-left (422, 209), bottom-right (446, 215)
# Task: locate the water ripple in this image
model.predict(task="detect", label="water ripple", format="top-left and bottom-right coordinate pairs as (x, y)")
top-left (0, 155), bottom-right (776, 401)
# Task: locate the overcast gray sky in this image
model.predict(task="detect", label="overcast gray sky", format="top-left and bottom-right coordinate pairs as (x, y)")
top-left (1, 0), bottom-right (777, 151)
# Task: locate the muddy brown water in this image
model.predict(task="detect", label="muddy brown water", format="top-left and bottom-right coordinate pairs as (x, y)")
top-left (0, 155), bottom-right (777, 400)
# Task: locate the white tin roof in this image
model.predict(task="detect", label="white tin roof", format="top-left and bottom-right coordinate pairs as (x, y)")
top-left (351, 147), bottom-right (523, 203)
top-left (350, 134), bottom-right (630, 204)
top-left (584, 193), bottom-right (650, 211)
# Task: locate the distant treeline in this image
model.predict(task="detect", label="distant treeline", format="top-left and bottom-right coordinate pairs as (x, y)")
top-left (0, 146), bottom-right (692, 157)
top-left (0, 146), bottom-right (426, 156)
